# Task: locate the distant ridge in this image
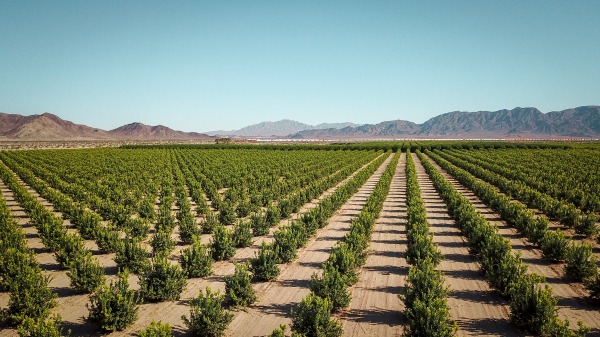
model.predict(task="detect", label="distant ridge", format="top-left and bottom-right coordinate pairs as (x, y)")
top-left (290, 106), bottom-right (600, 139)
top-left (0, 106), bottom-right (598, 140)
top-left (206, 119), bottom-right (358, 137)
top-left (0, 112), bottom-right (212, 140)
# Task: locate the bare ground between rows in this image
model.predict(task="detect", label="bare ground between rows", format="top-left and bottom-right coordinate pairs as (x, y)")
top-left (423, 153), bottom-right (600, 335)
top-left (224, 154), bottom-right (393, 337)
top-left (413, 154), bottom-right (525, 337)
top-left (338, 152), bottom-right (407, 337)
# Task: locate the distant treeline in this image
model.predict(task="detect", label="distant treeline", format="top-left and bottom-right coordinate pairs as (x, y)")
top-left (120, 140), bottom-right (584, 152)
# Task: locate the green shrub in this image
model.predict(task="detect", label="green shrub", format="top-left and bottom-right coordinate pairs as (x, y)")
top-left (138, 198), bottom-right (156, 220)
top-left (539, 230), bottom-right (568, 261)
top-left (273, 225), bottom-right (298, 263)
top-left (178, 213), bottom-right (200, 244)
top-left (509, 274), bottom-right (558, 335)
top-left (96, 225), bottom-right (123, 253)
top-left (232, 221), bottom-right (253, 248)
top-left (87, 271), bottom-right (140, 331)
top-left (309, 265), bottom-right (351, 311)
top-left (585, 275), bottom-right (600, 301)
top-left (179, 238), bottom-right (214, 278)
top-left (138, 321), bottom-right (172, 337)
top-left (54, 233), bottom-right (87, 267)
top-left (17, 314), bottom-right (68, 337)
top-left (251, 213), bottom-right (269, 236)
top-left (265, 204), bottom-right (281, 227)
top-left (201, 213), bottom-right (219, 234)
top-left (210, 225), bottom-right (235, 261)
top-left (219, 202), bottom-right (236, 225)
top-left (182, 287), bottom-right (233, 337)
top-left (139, 257), bottom-right (187, 302)
top-left (325, 244), bottom-right (358, 284)
top-left (575, 213), bottom-right (598, 237)
top-left (123, 218), bottom-right (151, 240)
top-left (224, 263), bottom-right (257, 307)
top-left (150, 230), bottom-right (176, 256)
top-left (269, 324), bottom-right (287, 337)
top-left (0, 248), bottom-right (38, 292)
top-left (250, 242), bottom-right (280, 281)
top-left (67, 253), bottom-right (106, 293)
top-left (565, 242), bottom-right (598, 281)
top-left (114, 237), bottom-right (149, 274)
top-left (2, 265), bottom-right (57, 325)
top-left (291, 293), bottom-right (342, 337)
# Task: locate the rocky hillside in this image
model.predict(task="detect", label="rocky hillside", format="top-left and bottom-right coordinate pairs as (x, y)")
top-left (0, 112), bottom-right (212, 140)
top-left (207, 119), bottom-right (357, 137)
top-left (291, 106), bottom-right (600, 139)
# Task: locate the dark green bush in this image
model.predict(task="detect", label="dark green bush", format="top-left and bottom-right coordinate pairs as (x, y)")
top-left (17, 314), bottom-right (68, 337)
top-left (2, 265), bottom-right (57, 325)
top-left (273, 225), bottom-right (299, 263)
top-left (114, 237), bottom-right (149, 274)
top-left (179, 238), bottom-right (214, 278)
top-left (539, 230), bottom-right (568, 261)
top-left (87, 271), bottom-right (140, 331)
top-left (67, 253), bottom-right (106, 293)
top-left (291, 293), bottom-right (342, 337)
top-left (565, 242), bottom-right (598, 281)
top-left (178, 213), bottom-right (200, 244)
top-left (201, 213), bottom-right (219, 234)
top-left (224, 263), bottom-right (256, 307)
top-left (309, 265), bottom-right (351, 311)
top-left (219, 202), bottom-right (236, 225)
top-left (251, 213), bottom-right (269, 236)
top-left (139, 257), bottom-right (187, 302)
top-left (182, 287), bottom-right (233, 337)
top-left (150, 230), bottom-right (176, 257)
top-left (250, 242), bottom-right (280, 281)
top-left (210, 225), bottom-right (235, 261)
top-left (232, 221), bottom-right (253, 248)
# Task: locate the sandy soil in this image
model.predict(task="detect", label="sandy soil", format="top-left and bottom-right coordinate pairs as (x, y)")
top-left (225, 154), bottom-right (393, 337)
top-left (413, 154), bottom-right (525, 337)
top-left (338, 153), bottom-right (407, 337)
top-left (423, 153), bottom-right (600, 335)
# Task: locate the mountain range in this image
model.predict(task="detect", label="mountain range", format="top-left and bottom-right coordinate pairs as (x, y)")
top-left (0, 106), bottom-right (598, 141)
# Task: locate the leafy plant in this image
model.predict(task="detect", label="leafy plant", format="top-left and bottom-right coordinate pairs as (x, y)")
top-left (67, 253), bottom-right (106, 293)
top-left (179, 238), bottom-right (213, 278)
top-left (2, 265), bottom-right (57, 325)
top-left (309, 265), bottom-right (351, 311)
top-left (181, 287), bottom-right (233, 337)
top-left (224, 263), bottom-right (256, 307)
top-left (210, 225), bottom-right (235, 261)
top-left (291, 293), bottom-right (342, 337)
top-left (232, 221), bottom-right (253, 248)
top-left (87, 271), bottom-right (141, 331)
top-left (138, 321), bottom-right (172, 337)
top-left (565, 242), bottom-right (598, 281)
top-left (17, 314), bottom-right (68, 337)
top-left (139, 257), bottom-right (187, 302)
top-left (150, 230), bottom-right (176, 257)
top-left (250, 242), bottom-right (280, 281)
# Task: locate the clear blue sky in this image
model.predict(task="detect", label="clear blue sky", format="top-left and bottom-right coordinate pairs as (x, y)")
top-left (1, 1), bottom-right (599, 132)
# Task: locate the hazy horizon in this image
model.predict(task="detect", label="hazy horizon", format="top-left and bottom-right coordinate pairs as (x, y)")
top-left (2, 1), bottom-right (599, 132)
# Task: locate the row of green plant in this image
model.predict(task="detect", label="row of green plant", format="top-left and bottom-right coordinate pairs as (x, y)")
top-left (452, 148), bottom-right (600, 213)
top-left (416, 151), bottom-right (589, 336)
top-left (290, 153), bottom-right (398, 337)
top-left (401, 151), bottom-right (455, 336)
top-left (426, 150), bottom-right (599, 290)
top-left (438, 149), bottom-right (597, 236)
top-left (0, 160), bottom-right (106, 294)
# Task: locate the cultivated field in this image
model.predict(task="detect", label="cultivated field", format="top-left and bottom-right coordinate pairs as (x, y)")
top-left (1, 142), bottom-right (599, 336)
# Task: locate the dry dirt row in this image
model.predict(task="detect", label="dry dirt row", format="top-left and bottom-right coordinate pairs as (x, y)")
top-left (225, 154), bottom-right (393, 337)
top-left (423, 153), bottom-right (600, 335)
top-left (338, 152), bottom-right (407, 337)
top-left (413, 154), bottom-right (525, 337)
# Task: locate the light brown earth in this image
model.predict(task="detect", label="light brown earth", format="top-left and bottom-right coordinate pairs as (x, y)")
top-left (338, 153), bottom-right (407, 337)
top-left (413, 154), bottom-right (524, 337)
top-left (225, 154), bottom-right (393, 337)
top-left (423, 153), bottom-right (600, 336)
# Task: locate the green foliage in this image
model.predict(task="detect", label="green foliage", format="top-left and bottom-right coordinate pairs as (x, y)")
top-left (291, 293), bottom-right (342, 337)
top-left (232, 221), bottom-right (253, 248)
top-left (575, 212), bottom-right (598, 236)
top-left (17, 314), bottom-right (69, 337)
top-left (539, 230), bottom-right (568, 261)
top-left (150, 230), bottom-right (176, 257)
top-left (178, 213), bottom-right (200, 244)
top-left (565, 242), bottom-right (598, 281)
top-left (123, 218), bottom-right (151, 240)
top-left (1, 265), bottom-right (57, 325)
top-left (115, 237), bottom-right (149, 274)
top-left (87, 271), bottom-right (140, 332)
top-left (250, 242), bottom-right (280, 281)
top-left (96, 225), bottom-right (123, 253)
top-left (251, 212), bottom-right (269, 236)
top-left (309, 265), bottom-right (351, 312)
top-left (138, 197), bottom-right (156, 220)
top-left (210, 225), bottom-right (236, 261)
top-left (182, 287), bottom-right (233, 337)
top-left (273, 225), bottom-right (299, 263)
top-left (401, 261), bottom-right (456, 337)
top-left (54, 233), bottom-right (87, 267)
top-left (219, 202), bottom-right (236, 225)
top-left (138, 321), bottom-right (172, 337)
top-left (139, 257), bottom-right (187, 302)
top-left (265, 203), bottom-right (281, 227)
top-left (201, 213), bottom-right (219, 234)
top-left (269, 324), bottom-right (287, 337)
top-left (179, 238), bottom-right (213, 278)
top-left (67, 253), bottom-right (106, 293)
top-left (224, 263), bottom-right (257, 307)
